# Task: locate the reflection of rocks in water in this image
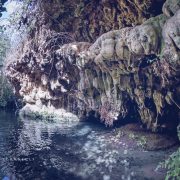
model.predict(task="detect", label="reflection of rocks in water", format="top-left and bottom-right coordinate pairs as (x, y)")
top-left (0, 111), bottom-right (178, 180)
top-left (73, 126), bottom-right (92, 136)
top-left (17, 116), bottom-right (79, 153)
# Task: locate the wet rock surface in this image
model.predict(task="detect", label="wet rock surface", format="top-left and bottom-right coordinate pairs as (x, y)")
top-left (0, 110), bottom-right (178, 180)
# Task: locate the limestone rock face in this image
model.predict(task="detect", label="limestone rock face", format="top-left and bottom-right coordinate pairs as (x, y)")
top-left (29, 0), bottom-right (165, 42)
top-left (163, 0), bottom-right (180, 17)
top-left (6, 0), bottom-right (180, 132)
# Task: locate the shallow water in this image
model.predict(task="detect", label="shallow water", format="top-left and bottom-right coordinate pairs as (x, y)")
top-left (0, 110), bottom-right (177, 180)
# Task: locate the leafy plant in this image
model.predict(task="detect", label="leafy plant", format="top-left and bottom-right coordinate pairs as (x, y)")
top-left (162, 148), bottom-right (180, 180)
top-left (158, 127), bottom-right (180, 179)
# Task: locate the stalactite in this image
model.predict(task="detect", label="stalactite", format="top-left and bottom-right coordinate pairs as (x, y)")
top-left (5, 0), bottom-right (180, 132)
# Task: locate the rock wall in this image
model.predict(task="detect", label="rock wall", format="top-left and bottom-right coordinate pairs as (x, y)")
top-left (25, 0), bottom-right (165, 42)
top-left (6, 0), bottom-right (180, 132)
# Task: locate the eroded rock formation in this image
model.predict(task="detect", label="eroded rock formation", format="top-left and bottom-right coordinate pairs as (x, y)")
top-left (24, 0), bottom-right (166, 42)
top-left (6, 0), bottom-right (180, 132)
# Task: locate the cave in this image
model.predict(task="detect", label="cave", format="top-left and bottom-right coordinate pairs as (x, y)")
top-left (0, 0), bottom-right (179, 179)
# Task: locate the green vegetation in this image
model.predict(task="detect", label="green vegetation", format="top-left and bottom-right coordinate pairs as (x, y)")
top-left (137, 136), bottom-right (147, 148)
top-left (0, 73), bottom-right (15, 108)
top-left (128, 132), bottom-right (147, 148)
top-left (128, 132), bottom-right (136, 139)
top-left (157, 126), bottom-right (180, 180)
top-left (0, 23), bottom-right (14, 108)
top-left (160, 148), bottom-right (180, 180)
top-left (0, 27), bottom-right (9, 65)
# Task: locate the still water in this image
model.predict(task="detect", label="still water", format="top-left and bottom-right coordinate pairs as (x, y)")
top-left (0, 110), bottom-right (177, 180)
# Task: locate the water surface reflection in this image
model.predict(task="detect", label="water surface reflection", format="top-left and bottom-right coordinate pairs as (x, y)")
top-left (0, 110), bottom-right (176, 180)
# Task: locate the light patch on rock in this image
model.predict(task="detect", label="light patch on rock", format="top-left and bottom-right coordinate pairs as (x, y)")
top-left (19, 104), bottom-right (79, 122)
top-left (75, 126), bottom-right (91, 136)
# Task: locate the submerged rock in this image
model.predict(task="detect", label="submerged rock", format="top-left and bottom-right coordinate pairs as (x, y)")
top-left (6, 0), bottom-right (180, 132)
